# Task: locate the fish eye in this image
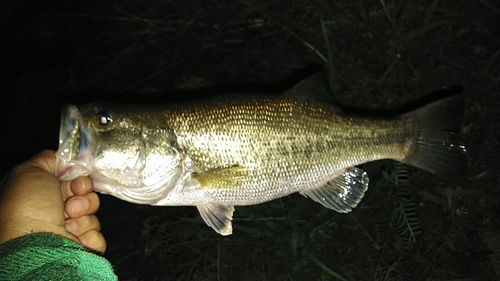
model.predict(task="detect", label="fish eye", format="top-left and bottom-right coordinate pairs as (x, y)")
top-left (97, 110), bottom-right (113, 125)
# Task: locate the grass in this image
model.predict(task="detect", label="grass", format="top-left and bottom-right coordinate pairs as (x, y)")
top-left (2, 0), bottom-right (500, 280)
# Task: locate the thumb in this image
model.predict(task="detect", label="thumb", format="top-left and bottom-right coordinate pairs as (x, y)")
top-left (27, 150), bottom-right (57, 175)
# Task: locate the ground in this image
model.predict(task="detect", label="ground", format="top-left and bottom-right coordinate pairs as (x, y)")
top-left (1, 0), bottom-right (499, 280)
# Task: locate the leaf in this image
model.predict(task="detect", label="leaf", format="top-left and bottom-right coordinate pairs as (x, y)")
top-left (390, 162), bottom-right (422, 252)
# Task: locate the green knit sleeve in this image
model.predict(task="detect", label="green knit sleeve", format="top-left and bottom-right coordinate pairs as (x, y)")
top-left (0, 233), bottom-right (118, 281)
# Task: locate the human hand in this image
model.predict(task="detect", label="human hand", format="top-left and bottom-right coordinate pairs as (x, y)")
top-left (0, 150), bottom-right (106, 253)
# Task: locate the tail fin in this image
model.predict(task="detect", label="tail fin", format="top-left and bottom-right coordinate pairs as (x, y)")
top-left (400, 95), bottom-right (469, 180)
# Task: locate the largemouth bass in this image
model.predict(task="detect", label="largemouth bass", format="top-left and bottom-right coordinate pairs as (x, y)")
top-left (55, 74), bottom-right (468, 235)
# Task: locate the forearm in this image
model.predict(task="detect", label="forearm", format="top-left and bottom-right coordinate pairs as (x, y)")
top-left (0, 233), bottom-right (117, 280)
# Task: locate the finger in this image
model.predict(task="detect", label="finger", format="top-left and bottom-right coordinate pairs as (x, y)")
top-left (65, 215), bottom-right (101, 237)
top-left (65, 192), bottom-right (100, 218)
top-left (62, 176), bottom-right (94, 201)
top-left (71, 176), bottom-right (94, 195)
top-left (79, 229), bottom-right (107, 254)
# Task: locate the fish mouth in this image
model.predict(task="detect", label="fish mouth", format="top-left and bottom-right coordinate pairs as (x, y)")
top-left (55, 105), bottom-right (96, 180)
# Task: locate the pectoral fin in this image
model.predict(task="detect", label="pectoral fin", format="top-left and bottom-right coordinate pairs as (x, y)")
top-left (197, 204), bottom-right (235, 235)
top-left (300, 167), bottom-right (369, 213)
top-left (192, 165), bottom-right (248, 189)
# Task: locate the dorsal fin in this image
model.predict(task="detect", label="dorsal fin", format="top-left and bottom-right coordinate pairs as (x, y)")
top-left (283, 72), bottom-right (337, 105)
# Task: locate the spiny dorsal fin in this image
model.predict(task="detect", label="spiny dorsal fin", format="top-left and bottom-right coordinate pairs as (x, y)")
top-left (300, 167), bottom-right (369, 213)
top-left (197, 203), bottom-right (235, 235)
top-left (283, 72), bottom-right (338, 106)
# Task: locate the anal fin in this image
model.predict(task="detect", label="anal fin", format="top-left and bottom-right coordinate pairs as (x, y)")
top-left (300, 167), bottom-right (369, 213)
top-left (197, 204), bottom-right (235, 235)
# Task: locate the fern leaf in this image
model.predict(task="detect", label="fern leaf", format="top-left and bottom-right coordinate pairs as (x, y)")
top-left (390, 161), bottom-right (422, 252)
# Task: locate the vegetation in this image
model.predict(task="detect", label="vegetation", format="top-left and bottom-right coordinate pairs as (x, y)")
top-left (2, 0), bottom-right (499, 280)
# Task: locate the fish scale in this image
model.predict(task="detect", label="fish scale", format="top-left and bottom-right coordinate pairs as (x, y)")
top-left (162, 97), bottom-right (412, 204)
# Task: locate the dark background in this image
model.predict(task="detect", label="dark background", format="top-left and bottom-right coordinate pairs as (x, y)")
top-left (1, 0), bottom-right (499, 280)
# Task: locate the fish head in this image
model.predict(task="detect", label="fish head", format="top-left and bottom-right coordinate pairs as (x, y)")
top-left (56, 103), bottom-right (183, 204)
